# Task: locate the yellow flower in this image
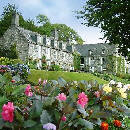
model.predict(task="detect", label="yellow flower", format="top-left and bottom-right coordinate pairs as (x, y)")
top-left (117, 88), bottom-right (126, 93)
top-left (120, 92), bottom-right (127, 98)
top-left (103, 84), bottom-right (112, 93)
top-left (117, 88), bottom-right (127, 98)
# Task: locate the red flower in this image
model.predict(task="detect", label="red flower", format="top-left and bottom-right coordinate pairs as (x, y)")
top-left (101, 122), bottom-right (109, 130)
top-left (11, 80), bottom-right (15, 83)
top-left (61, 115), bottom-right (66, 121)
top-left (114, 120), bottom-right (121, 127)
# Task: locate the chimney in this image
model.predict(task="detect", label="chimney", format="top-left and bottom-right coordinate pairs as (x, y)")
top-left (11, 13), bottom-right (19, 26)
top-left (52, 28), bottom-right (58, 40)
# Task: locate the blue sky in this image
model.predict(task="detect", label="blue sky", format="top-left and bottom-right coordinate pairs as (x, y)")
top-left (0, 0), bottom-right (104, 44)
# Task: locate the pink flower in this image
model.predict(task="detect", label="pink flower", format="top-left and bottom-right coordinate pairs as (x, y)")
top-left (56, 93), bottom-right (67, 101)
top-left (1, 102), bottom-right (14, 122)
top-left (77, 92), bottom-right (88, 108)
top-left (43, 80), bottom-right (47, 86)
top-left (25, 84), bottom-right (33, 97)
top-left (94, 91), bottom-right (100, 98)
top-left (61, 115), bottom-right (67, 121)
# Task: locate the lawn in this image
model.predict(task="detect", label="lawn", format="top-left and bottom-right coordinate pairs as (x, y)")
top-left (28, 70), bottom-right (108, 84)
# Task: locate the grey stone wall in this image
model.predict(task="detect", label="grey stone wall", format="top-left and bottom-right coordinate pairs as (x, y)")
top-left (0, 26), bottom-right (29, 61)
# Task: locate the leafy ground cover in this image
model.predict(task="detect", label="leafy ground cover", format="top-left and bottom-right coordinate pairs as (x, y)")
top-left (28, 70), bottom-right (108, 85)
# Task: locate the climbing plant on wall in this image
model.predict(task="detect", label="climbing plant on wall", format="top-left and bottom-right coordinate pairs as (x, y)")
top-left (122, 58), bottom-right (125, 74)
top-left (117, 57), bottom-right (122, 74)
top-left (106, 55), bottom-right (116, 74)
top-left (73, 52), bottom-right (81, 71)
top-left (0, 43), bottom-right (18, 59)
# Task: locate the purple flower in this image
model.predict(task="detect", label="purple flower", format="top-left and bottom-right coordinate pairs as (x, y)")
top-left (43, 80), bottom-right (47, 86)
top-left (43, 123), bottom-right (56, 130)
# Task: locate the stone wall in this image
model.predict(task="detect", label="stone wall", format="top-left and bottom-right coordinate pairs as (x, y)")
top-left (0, 26), bottom-right (29, 61)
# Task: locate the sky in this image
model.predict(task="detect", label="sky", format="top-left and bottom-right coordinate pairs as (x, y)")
top-left (0, 0), bottom-right (105, 44)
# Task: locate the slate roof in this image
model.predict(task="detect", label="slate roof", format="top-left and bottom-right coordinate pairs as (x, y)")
top-left (16, 27), bottom-right (73, 53)
top-left (17, 27), bottom-right (39, 44)
top-left (74, 43), bottom-right (116, 57)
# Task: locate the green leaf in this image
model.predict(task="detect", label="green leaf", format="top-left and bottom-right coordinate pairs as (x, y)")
top-left (63, 104), bottom-right (74, 114)
top-left (58, 77), bottom-right (67, 87)
top-left (40, 110), bottom-right (52, 124)
top-left (43, 97), bottom-right (55, 107)
top-left (12, 75), bottom-right (20, 82)
top-left (27, 124), bottom-right (42, 130)
top-left (77, 118), bottom-right (93, 129)
top-left (77, 105), bottom-right (89, 117)
top-left (30, 99), bottom-right (42, 118)
top-left (0, 118), bottom-right (4, 129)
top-left (15, 110), bottom-right (24, 123)
top-left (23, 120), bottom-right (37, 128)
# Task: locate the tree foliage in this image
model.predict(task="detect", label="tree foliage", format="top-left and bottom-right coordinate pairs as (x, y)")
top-left (0, 4), bottom-right (19, 37)
top-left (77, 0), bottom-right (130, 59)
top-left (73, 52), bottom-right (81, 71)
top-left (36, 14), bottom-right (50, 25)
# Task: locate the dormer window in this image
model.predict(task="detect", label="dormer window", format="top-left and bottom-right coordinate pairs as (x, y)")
top-left (43, 37), bottom-right (46, 45)
top-left (37, 35), bottom-right (42, 43)
top-left (51, 39), bottom-right (54, 48)
top-left (102, 49), bottom-right (105, 54)
top-left (59, 42), bottom-right (62, 49)
top-left (31, 35), bottom-right (37, 43)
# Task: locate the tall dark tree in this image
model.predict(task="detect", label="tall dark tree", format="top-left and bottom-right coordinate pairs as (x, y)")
top-left (0, 4), bottom-right (19, 37)
top-left (77, 0), bottom-right (130, 59)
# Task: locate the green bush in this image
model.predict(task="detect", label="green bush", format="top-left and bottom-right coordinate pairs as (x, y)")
top-left (0, 43), bottom-right (18, 59)
top-left (27, 58), bottom-right (37, 69)
top-left (0, 57), bottom-right (23, 65)
top-left (50, 64), bottom-right (61, 71)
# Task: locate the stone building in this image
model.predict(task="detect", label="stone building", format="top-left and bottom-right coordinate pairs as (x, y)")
top-left (0, 13), bottom-right (73, 70)
top-left (0, 13), bottom-right (129, 73)
top-left (74, 43), bottom-right (129, 73)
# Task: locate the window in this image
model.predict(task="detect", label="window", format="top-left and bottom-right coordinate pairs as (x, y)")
top-left (88, 50), bottom-right (92, 55)
top-left (102, 58), bottom-right (105, 64)
top-left (31, 35), bottom-right (37, 43)
top-left (81, 57), bottom-right (84, 64)
top-left (59, 42), bottom-right (62, 49)
top-left (91, 57), bottom-right (94, 60)
top-left (43, 37), bottom-right (46, 45)
top-left (51, 40), bottom-right (54, 48)
top-left (102, 49), bottom-right (105, 54)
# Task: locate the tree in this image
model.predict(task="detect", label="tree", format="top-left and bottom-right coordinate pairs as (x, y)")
top-left (0, 4), bottom-right (19, 37)
top-left (77, 0), bottom-right (130, 59)
top-left (52, 24), bottom-right (83, 44)
top-left (36, 14), bottom-right (50, 25)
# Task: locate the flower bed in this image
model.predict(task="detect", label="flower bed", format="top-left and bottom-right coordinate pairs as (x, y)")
top-left (0, 64), bottom-right (30, 82)
top-left (0, 74), bottom-right (129, 130)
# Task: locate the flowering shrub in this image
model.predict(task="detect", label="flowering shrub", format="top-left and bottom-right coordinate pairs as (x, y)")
top-left (0, 64), bottom-right (30, 82)
top-left (0, 76), bottom-right (129, 130)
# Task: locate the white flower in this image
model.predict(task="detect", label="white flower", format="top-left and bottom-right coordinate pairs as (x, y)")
top-left (109, 80), bottom-right (116, 85)
top-left (117, 82), bottom-right (122, 88)
top-left (123, 84), bottom-right (130, 90)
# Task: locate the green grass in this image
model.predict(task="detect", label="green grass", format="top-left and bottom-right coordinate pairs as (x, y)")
top-left (28, 70), bottom-right (108, 84)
